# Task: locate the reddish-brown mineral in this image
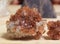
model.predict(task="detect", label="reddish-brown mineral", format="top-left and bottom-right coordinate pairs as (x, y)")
top-left (6, 6), bottom-right (44, 40)
top-left (47, 21), bottom-right (60, 40)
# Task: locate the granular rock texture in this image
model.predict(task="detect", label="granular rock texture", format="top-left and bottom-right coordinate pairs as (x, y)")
top-left (47, 21), bottom-right (60, 40)
top-left (6, 6), bottom-right (45, 40)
